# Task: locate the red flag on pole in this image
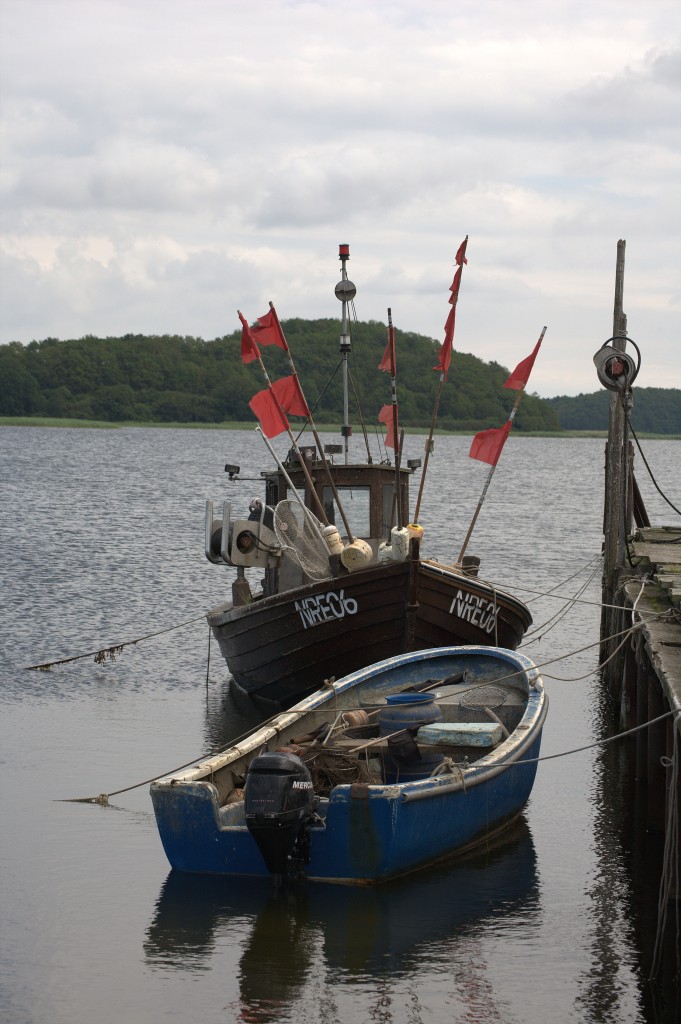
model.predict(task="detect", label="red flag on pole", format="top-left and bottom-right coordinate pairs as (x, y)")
top-left (449, 265), bottom-right (463, 302)
top-left (504, 336), bottom-right (543, 390)
top-left (378, 404), bottom-right (397, 448)
top-left (378, 329), bottom-right (395, 373)
top-left (249, 389), bottom-right (287, 437)
top-left (433, 305), bottom-right (456, 376)
top-left (433, 237), bottom-right (468, 378)
top-left (272, 374), bottom-right (309, 417)
top-left (469, 420), bottom-right (512, 466)
top-left (239, 311), bottom-right (260, 365)
top-left (251, 308), bottom-right (288, 351)
top-left (249, 376), bottom-right (310, 437)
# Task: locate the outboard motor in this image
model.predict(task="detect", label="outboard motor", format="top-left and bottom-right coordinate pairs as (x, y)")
top-left (244, 751), bottom-right (317, 879)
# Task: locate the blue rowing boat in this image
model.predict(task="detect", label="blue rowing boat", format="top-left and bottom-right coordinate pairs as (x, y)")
top-left (150, 645), bottom-right (548, 884)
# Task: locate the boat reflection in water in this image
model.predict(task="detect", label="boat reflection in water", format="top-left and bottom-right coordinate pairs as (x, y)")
top-left (144, 819), bottom-right (539, 1020)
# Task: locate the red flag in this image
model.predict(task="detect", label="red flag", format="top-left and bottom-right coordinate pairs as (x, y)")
top-left (504, 337), bottom-right (542, 390)
top-left (249, 375), bottom-right (310, 437)
top-left (378, 404), bottom-right (397, 448)
top-left (272, 374), bottom-right (309, 417)
top-left (378, 328), bottom-right (395, 374)
top-left (249, 388), bottom-right (287, 437)
top-left (433, 237), bottom-right (467, 378)
top-left (433, 305), bottom-right (456, 376)
top-left (469, 421), bottom-right (512, 466)
top-left (449, 265), bottom-right (462, 303)
top-left (251, 308), bottom-right (288, 351)
top-left (239, 311), bottom-right (260, 365)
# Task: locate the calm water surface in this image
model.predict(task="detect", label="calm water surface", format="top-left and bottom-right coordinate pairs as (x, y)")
top-left (1, 427), bottom-right (679, 1024)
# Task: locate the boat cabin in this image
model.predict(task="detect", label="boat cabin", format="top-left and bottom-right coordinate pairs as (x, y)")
top-left (264, 445), bottom-right (413, 547)
top-left (205, 443), bottom-right (418, 603)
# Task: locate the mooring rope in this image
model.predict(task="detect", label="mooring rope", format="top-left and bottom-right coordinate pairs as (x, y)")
top-left (539, 577), bottom-right (649, 682)
top-left (57, 699), bottom-right (319, 804)
top-left (522, 557), bottom-right (604, 646)
top-left (541, 623), bottom-right (643, 682)
top-left (490, 618), bottom-right (643, 688)
top-left (650, 724), bottom-right (680, 980)
top-left (25, 613), bottom-right (207, 671)
top-left (57, 613), bottom-right (657, 807)
top-left (626, 410), bottom-right (681, 517)
top-left (524, 553), bottom-right (603, 608)
top-left (505, 580), bottom-right (621, 612)
top-left (498, 707), bottom-right (681, 770)
top-left (511, 580), bottom-right (679, 626)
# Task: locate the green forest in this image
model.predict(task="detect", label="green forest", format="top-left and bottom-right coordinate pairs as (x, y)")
top-left (1, 320), bottom-right (679, 432)
top-left (547, 389), bottom-right (681, 434)
top-left (0, 319), bottom-right (559, 431)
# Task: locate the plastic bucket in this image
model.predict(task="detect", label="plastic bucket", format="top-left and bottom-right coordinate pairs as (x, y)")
top-left (379, 692), bottom-right (443, 782)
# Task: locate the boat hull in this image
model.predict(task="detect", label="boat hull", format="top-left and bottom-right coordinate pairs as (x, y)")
top-left (151, 646), bottom-right (547, 884)
top-left (207, 560), bottom-right (532, 707)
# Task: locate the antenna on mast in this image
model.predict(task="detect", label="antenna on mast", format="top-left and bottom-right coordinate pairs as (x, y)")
top-left (335, 243), bottom-right (356, 464)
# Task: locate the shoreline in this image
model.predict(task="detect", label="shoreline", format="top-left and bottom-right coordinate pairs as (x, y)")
top-left (1, 417), bottom-right (678, 440)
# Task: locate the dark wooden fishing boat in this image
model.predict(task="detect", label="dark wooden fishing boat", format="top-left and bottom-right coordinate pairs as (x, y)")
top-left (204, 245), bottom-right (532, 708)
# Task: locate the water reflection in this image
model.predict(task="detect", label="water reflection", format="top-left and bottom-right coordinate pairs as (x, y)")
top-left (583, 687), bottom-right (681, 1024)
top-left (145, 820), bottom-right (540, 1019)
top-left (203, 672), bottom-right (267, 754)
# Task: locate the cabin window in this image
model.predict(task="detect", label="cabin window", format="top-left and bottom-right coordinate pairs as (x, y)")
top-left (322, 486), bottom-right (371, 539)
top-left (382, 484), bottom-right (397, 536)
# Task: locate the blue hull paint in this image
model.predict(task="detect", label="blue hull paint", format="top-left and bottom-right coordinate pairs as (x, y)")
top-left (151, 646), bottom-right (547, 884)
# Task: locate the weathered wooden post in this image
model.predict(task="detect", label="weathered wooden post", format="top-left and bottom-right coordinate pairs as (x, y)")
top-left (600, 239), bottom-right (628, 670)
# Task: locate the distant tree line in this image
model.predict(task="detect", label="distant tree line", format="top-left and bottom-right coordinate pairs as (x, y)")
top-left (547, 389), bottom-right (681, 433)
top-left (3, 320), bottom-right (674, 433)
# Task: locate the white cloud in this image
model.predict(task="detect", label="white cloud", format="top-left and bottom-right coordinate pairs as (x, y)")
top-left (1, 0), bottom-right (680, 395)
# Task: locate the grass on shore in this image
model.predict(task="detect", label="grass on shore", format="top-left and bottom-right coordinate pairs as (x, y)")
top-left (0, 417), bottom-right (678, 440)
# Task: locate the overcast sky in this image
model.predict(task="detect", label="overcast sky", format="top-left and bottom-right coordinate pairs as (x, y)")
top-left (1, 0), bottom-right (679, 397)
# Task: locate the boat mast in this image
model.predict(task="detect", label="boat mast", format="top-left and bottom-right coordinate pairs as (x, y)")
top-left (335, 243), bottom-right (356, 464)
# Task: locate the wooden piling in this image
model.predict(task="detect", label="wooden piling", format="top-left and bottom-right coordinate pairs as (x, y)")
top-left (601, 239), bottom-right (629, 674)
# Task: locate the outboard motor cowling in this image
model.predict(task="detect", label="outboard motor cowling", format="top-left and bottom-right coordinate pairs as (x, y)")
top-left (244, 751), bottom-right (316, 877)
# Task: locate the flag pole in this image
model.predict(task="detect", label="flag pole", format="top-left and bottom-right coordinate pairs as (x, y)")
top-left (412, 370), bottom-right (444, 524)
top-left (456, 429), bottom-right (509, 566)
top-left (240, 309), bottom-right (330, 527)
top-left (268, 302), bottom-right (356, 542)
top-left (387, 308), bottom-right (403, 530)
top-left (255, 426), bottom-right (328, 549)
top-left (456, 326), bottom-right (547, 564)
top-left (412, 236), bottom-right (468, 525)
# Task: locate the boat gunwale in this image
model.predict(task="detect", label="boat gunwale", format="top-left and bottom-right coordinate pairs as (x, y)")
top-left (205, 557), bottom-right (409, 623)
top-left (206, 557), bottom-right (532, 627)
top-left (151, 645), bottom-right (544, 791)
top-left (418, 560), bottom-right (534, 623)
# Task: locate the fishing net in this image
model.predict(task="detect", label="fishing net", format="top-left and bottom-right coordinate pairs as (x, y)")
top-left (459, 683), bottom-right (510, 737)
top-left (273, 500), bottom-right (332, 581)
top-left (276, 742), bottom-right (373, 794)
top-left (459, 684), bottom-right (508, 711)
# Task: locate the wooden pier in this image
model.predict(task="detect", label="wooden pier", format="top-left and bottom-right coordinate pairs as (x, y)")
top-left (615, 527), bottom-right (681, 831)
top-left (598, 242), bottom-right (680, 996)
